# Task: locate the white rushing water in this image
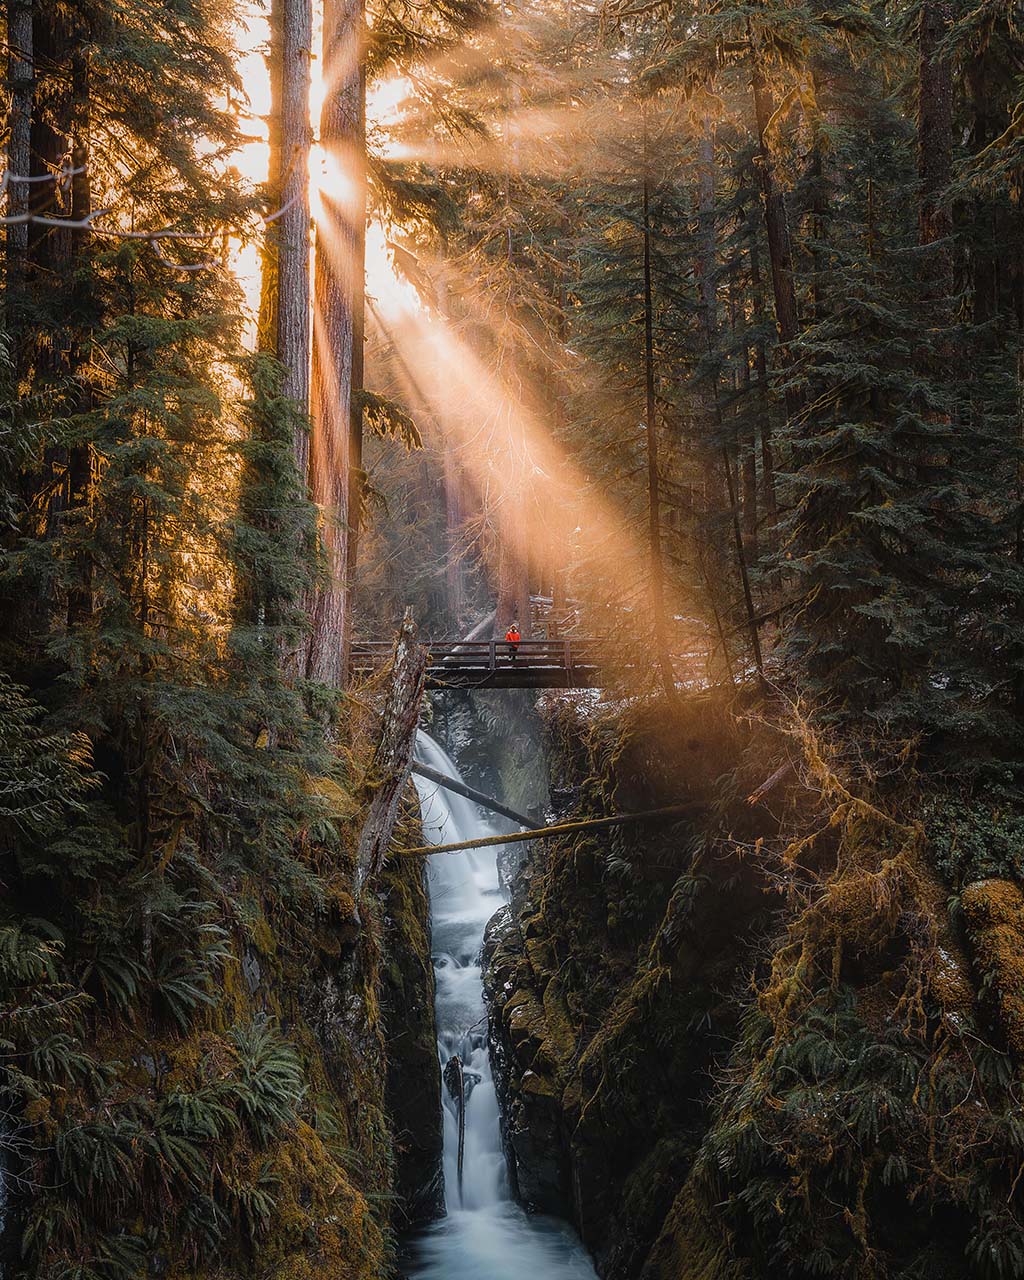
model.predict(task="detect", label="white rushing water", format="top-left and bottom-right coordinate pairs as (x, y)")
top-left (403, 732), bottom-right (598, 1280)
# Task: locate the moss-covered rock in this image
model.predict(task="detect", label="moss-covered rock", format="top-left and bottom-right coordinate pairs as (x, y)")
top-left (961, 877), bottom-right (1024, 1061)
top-left (2, 772), bottom-right (442, 1280)
top-left (483, 692), bottom-right (773, 1277)
top-left (380, 825), bottom-right (444, 1230)
top-left (485, 693), bottom-right (1024, 1280)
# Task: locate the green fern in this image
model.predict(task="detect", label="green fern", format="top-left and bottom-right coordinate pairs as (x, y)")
top-left (227, 1017), bottom-right (304, 1145)
top-left (54, 1122), bottom-right (137, 1202)
top-left (158, 1084), bottom-right (240, 1141)
top-left (218, 1160), bottom-right (280, 1240)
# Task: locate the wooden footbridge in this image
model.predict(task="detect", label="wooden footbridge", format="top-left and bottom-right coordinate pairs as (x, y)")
top-left (350, 638), bottom-right (602, 690)
top-left (353, 614), bottom-right (707, 870)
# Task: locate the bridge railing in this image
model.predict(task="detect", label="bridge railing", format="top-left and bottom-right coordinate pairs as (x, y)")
top-left (350, 638), bottom-right (600, 675)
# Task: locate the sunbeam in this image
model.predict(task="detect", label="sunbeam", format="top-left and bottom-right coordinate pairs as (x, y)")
top-left (366, 275), bottom-right (702, 678)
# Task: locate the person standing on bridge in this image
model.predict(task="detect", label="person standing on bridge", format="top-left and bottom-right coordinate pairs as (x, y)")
top-left (505, 619), bottom-right (521, 662)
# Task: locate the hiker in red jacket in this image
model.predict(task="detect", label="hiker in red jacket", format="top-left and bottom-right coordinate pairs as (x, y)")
top-left (505, 620), bottom-right (521, 662)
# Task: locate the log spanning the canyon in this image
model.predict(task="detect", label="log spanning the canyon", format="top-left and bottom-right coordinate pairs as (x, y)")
top-left (410, 761), bottom-right (534, 828)
top-left (397, 803), bottom-right (700, 856)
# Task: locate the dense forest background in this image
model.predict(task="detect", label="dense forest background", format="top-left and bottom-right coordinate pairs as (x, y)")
top-left (2, 0), bottom-right (1024, 1272)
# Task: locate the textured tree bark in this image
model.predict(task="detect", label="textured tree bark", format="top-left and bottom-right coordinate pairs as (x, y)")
top-left (641, 109), bottom-right (676, 701)
top-left (918, 0), bottom-right (953, 289)
top-left (750, 56), bottom-right (799, 349)
top-left (749, 38), bottom-right (802, 438)
top-left (443, 448), bottom-right (466, 625)
top-left (748, 233), bottom-right (778, 526)
top-left (308, 0), bottom-right (365, 687)
top-left (279, 0), bottom-right (313, 433)
top-left (257, 0), bottom-right (284, 352)
top-left (259, 0), bottom-right (312, 414)
top-left (733, 293), bottom-right (759, 556)
top-left (24, 1), bottom-right (95, 628)
top-left (65, 42), bottom-right (93, 631)
top-left (697, 128), bottom-right (765, 686)
top-left (343, 67), bottom-right (367, 675)
top-left (255, 0), bottom-right (311, 691)
top-left (5, 0), bottom-right (33, 293)
top-left (355, 609), bottom-right (428, 893)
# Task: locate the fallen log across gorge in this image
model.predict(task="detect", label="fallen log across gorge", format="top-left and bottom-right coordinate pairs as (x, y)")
top-left (396, 802), bottom-right (701, 856)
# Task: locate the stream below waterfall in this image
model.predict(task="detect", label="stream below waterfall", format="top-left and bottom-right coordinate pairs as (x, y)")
top-left (401, 733), bottom-right (598, 1280)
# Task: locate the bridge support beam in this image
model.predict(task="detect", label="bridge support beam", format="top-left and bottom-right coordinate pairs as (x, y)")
top-left (410, 762), bottom-right (533, 829)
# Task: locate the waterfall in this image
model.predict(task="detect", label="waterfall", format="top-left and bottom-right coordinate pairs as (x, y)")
top-left (402, 732), bottom-right (597, 1280)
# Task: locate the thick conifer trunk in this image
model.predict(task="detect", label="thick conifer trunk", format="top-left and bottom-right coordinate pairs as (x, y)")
top-left (308, 0), bottom-right (365, 687)
top-left (732, 286), bottom-right (759, 556)
top-left (748, 233), bottom-right (778, 527)
top-left (749, 39), bottom-right (801, 426)
top-left (5, 0), bottom-right (33, 294)
top-left (697, 128), bottom-right (764, 686)
top-left (276, 0), bottom-right (313, 436)
top-left (918, 0), bottom-right (953, 278)
top-left (641, 110), bottom-right (675, 699)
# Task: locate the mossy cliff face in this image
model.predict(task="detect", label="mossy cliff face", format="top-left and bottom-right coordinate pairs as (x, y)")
top-left (1, 786), bottom-right (441, 1280)
top-left (483, 694), bottom-right (773, 1278)
top-left (484, 695), bottom-right (1024, 1280)
top-left (381, 819), bottom-right (444, 1230)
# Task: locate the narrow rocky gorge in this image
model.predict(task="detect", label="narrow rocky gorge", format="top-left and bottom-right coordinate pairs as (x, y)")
top-left (479, 694), bottom-right (1024, 1280)
top-left (482, 694), bottom-right (772, 1278)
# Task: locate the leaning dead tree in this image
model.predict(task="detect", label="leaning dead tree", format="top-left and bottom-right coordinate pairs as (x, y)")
top-left (355, 608), bottom-right (427, 892)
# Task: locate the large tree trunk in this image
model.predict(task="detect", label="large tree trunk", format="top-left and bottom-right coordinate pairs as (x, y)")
top-left (257, 0), bottom-right (284, 353)
top-left (345, 161), bottom-right (366, 649)
top-left (65, 39), bottom-right (93, 631)
top-left (748, 231), bottom-right (778, 526)
top-left (280, 0), bottom-right (313, 425)
top-left (254, 0), bottom-right (311, 691)
top-left (641, 108), bottom-right (675, 700)
top-left (918, 0), bottom-right (953, 290)
top-left (308, 0), bottom-right (365, 687)
top-left (731, 279), bottom-right (759, 556)
top-left (696, 128), bottom-right (765, 688)
top-left (5, 0), bottom-right (33, 297)
top-left (25, 0), bottom-right (95, 631)
top-left (749, 36), bottom-right (802, 425)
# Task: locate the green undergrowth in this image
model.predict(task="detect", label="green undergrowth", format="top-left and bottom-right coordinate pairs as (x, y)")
top-left (674, 717), bottom-right (1024, 1280)
top-left (0, 669), bottom-right (433, 1280)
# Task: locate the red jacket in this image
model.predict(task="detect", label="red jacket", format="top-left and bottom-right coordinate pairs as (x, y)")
top-left (505, 627), bottom-right (521, 643)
